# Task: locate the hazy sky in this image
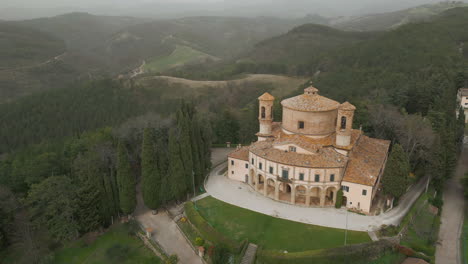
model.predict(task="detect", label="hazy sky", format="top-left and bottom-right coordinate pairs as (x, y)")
top-left (1, 0), bottom-right (465, 20)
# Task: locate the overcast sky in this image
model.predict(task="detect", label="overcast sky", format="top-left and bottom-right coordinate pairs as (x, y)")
top-left (1, 0), bottom-right (465, 20)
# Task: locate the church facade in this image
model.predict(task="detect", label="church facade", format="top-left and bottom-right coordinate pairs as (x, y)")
top-left (227, 86), bottom-right (390, 213)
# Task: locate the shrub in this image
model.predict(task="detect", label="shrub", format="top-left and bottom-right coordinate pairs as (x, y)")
top-left (195, 237), bottom-right (205, 246)
top-left (335, 190), bottom-right (343, 208)
top-left (429, 193), bottom-right (443, 210)
top-left (211, 245), bottom-right (231, 264)
top-left (165, 254), bottom-right (179, 264)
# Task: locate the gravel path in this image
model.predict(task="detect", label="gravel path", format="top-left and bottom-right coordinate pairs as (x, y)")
top-left (435, 143), bottom-right (467, 264)
top-left (135, 211), bottom-right (203, 264)
top-left (205, 162), bottom-right (428, 232)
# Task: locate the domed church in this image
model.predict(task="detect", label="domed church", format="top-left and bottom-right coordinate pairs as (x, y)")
top-left (227, 86), bottom-right (390, 213)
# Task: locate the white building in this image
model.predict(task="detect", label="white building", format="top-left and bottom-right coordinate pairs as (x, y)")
top-left (457, 88), bottom-right (468, 123)
top-left (227, 86), bottom-right (390, 214)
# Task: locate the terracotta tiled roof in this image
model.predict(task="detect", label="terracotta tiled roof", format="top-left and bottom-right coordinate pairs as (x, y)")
top-left (258, 92), bottom-right (275, 101)
top-left (339, 102), bottom-right (356, 111)
top-left (342, 135), bottom-right (390, 186)
top-left (271, 123), bottom-right (362, 151)
top-left (249, 140), bottom-right (348, 168)
top-left (228, 147), bottom-right (249, 161)
top-left (459, 88), bottom-right (468, 96)
top-left (281, 89), bottom-right (340, 112)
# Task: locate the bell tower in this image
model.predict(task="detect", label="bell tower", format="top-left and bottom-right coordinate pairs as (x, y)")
top-left (257, 92), bottom-right (275, 141)
top-left (336, 102), bottom-right (356, 147)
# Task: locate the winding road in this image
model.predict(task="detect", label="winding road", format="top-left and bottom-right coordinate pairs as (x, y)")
top-left (435, 141), bottom-right (467, 264)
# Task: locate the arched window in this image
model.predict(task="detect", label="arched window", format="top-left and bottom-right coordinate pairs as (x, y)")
top-left (270, 106), bottom-right (273, 119)
top-left (261, 106), bottom-right (266, 119)
top-left (340, 116), bottom-right (347, 130)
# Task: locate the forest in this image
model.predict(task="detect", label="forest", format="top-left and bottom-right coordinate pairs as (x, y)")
top-left (0, 6), bottom-right (467, 264)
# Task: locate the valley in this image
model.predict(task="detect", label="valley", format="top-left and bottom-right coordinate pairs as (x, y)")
top-left (0, 2), bottom-right (467, 264)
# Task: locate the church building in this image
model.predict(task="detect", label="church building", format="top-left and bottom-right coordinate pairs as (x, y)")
top-left (227, 86), bottom-right (390, 213)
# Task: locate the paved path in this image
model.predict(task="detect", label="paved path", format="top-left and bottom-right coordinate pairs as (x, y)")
top-left (205, 162), bottom-right (428, 232)
top-left (134, 182), bottom-right (203, 264)
top-left (135, 211), bottom-right (203, 264)
top-left (436, 143), bottom-right (467, 264)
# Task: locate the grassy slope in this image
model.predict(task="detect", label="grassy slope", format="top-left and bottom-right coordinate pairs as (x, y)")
top-left (195, 196), bottom-right (371, 252)
top-left (53, 223), bottom-right (161, 264)
top-left (144, 45), bottom-right (215, 73)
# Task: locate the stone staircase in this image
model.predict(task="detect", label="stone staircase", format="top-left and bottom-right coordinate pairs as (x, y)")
top-left (240, 243), bottom-right (258, 264)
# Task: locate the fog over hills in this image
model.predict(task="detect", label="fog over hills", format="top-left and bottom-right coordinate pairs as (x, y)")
top-left (2, 0), bottom-right (467, 20)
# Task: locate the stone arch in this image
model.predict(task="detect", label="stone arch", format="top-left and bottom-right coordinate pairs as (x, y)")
top-left (295, 185), bottom-right (307, 205)
top-left (266, 178), bottom-right (276, 198)
top-left (261, 106), bottom-right (266, 119)
top-left (325, 186), bottom-right (338, 206)
top-left (309, 186), bottom-right (321, 206)
top-left (278, 182), bottom-right (292, 203)
top-left (257, 174), bottom-right (265, 191)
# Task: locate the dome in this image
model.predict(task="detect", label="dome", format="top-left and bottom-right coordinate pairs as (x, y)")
top-left (281, 87), bottom-right (340, 112)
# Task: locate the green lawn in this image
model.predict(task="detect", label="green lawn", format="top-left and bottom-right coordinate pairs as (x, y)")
top-left (463, 207), bottom-right (468, 264)
top-left (144, 45), bottom-right (212, 73)
top-left (194, 196), bottom-right (371, 252)
top-left (52, 223), bottom-right (162, 264)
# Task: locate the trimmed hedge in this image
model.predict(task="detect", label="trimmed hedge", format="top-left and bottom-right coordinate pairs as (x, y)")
top-left (184, 202), bottom-right (245, 253)
top-left (256, 240), bottom-right (396, 264)
top-left (335, 190), bottom-right (343, 208)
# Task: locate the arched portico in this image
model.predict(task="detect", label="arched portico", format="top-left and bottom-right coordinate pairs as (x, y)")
top-left (266, 178), bottom-right (276, 198)
top-left (257, 174), bottom-right (265, 192)
top-left (278, 182), bottom-right (292, 203)
top-left (325, 186), bottom-right (338, 206)
top-left (295, 185), bottom-right (307, 205)
top-left (309, 187), bottom-right (321, 206)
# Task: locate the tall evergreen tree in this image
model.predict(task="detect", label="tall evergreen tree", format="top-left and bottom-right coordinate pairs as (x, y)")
top-left (168, 128), bottom-right (187, 201)
top-left (116, 141), bottom-right (136, 215)
top-left (141, 127), bottom-right (161, 210)
top-left (382, 144), bottom-right (410, 200)
top-left (176, 108), bottom-right (194, 191)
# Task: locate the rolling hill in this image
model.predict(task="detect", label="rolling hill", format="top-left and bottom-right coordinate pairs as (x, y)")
top-left (333, 1), bottom-right (468, 31)
top-left (242, 24), bottom-right (378, 66)
top-left (0, 22), bottom-right (65, 69)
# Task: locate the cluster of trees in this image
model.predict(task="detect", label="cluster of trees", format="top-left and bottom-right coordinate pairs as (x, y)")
top-left (141, 102), bottom-right (212, 210)
top-left (0, 102), bottom-right (211, 262)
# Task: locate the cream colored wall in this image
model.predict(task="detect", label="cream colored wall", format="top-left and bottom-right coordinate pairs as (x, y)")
top-left (282, 107), bottom-right (337, 136)
top-left (228, 158), bottom-right (250, 182)
top-left (249, 152), bottom-right (342, 185)
top-left (341, 181), bottom-right (373, 213)
top-left (460, 95), bottom-right (468, 108)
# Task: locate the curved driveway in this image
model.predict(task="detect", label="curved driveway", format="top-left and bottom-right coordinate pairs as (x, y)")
top-left (205, 162), bottom-right (427, 232)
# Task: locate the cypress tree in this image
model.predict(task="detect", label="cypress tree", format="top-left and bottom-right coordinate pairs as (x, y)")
top-left (116, 141), bottom-right (136, 215)
top-left (141, 127), bottom-right (161, 210)
top-left (176, 108), bottom-right (194, 191)
top-left (382, 144), bottom-right (410, 200)
top-left (168, 128), bottom-right (187, 201)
